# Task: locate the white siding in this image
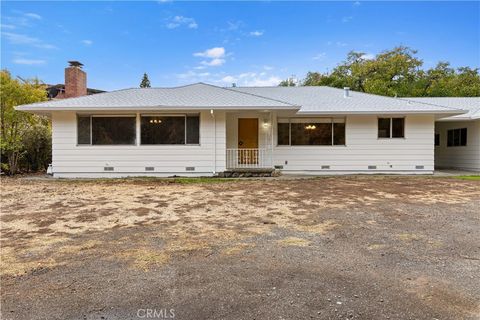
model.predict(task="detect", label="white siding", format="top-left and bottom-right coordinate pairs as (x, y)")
top-left (434, 120), bottom-right (480, 171)
top-left (51, 111), bottom-right (438, 177)
top-left (272, 114), bottom-right (435, 174)
top-left (51, 111), bottom-right (226, 178)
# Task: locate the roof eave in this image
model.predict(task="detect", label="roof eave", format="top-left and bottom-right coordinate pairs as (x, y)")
top-left (296, 110), bottom-right (467, 116)
top-left (15, 105), bottom-right (300, 112)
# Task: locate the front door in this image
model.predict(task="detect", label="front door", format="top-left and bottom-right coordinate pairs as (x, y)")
top-left (238, 118), bottom-right (258, 164)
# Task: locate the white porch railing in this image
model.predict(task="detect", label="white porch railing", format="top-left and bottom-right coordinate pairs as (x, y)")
top-left (226, 148), bottom-right (273, 169)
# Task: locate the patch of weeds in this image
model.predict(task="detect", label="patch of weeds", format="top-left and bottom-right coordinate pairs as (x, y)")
top-left (453, 175), bottom-right (480, 181)
top-left (222, 243), bottom-right (255, 255)
top-left (118, 248), bottom-right (169, 271)
top-left (277, 237), bottom-right (311, 247)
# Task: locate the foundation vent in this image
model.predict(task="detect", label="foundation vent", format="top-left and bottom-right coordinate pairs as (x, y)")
top-left (104, 166), bottom-right (114, 171)
top-left (321, 165), bottom-right (330, 169)
top-left (415, 165), bottom-right (424, 170)
top-left (274, 165), bottom-right (284, 169)
top-left (186, 167), bottom-right (195, 171)
top-left (145, 167), bottom-right (154, 171)
top-left (368, 165), bottom-right (377, 170)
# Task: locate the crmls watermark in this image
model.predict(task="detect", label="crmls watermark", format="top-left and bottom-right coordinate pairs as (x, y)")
top-left (137, 308), bottom-right (175, 319)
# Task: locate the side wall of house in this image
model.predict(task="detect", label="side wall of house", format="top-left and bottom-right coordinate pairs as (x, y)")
top-left (51, 111), bottom-right (226, 178)
top-left (434, 120), bottom-right (480, 171)
top-left (272, 114), bottom-right (435, 174)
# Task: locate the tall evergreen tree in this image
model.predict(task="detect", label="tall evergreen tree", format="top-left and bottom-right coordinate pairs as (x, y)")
top-left (140, 73), bottom-right (151, 88)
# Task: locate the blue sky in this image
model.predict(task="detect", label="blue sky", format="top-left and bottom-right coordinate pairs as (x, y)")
top-left (1, 1), bottom-right (479, 90)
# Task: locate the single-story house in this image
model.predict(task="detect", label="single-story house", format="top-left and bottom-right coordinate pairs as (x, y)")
top-left (408, 97), bottom-right (480, 171)
top-left (17, 79), bottom-right (472, 178)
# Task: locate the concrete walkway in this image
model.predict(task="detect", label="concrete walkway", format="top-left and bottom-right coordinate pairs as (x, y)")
top-left (433, 169), bottom-right (480, 176)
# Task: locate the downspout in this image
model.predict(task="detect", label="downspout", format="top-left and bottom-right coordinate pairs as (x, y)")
top-left (211, 109), bottom-right (216, 175)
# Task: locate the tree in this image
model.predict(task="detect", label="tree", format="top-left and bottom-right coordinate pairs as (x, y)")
top-left (0, 70), bottom-right (47, 175)
top-left (279, 77), bottom-right (297, 87)
top-left (20, 121), bottom-right (52, 172)
top-left (140, 73), bottom-right (151, 88)
top-left (302, 46), bottom-right (480, 97)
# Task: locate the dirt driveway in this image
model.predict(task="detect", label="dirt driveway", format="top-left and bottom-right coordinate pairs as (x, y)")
top-left (1, 176), bottom-right (479, 320)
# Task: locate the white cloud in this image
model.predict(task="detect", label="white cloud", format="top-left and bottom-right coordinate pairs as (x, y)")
top-left (166, 16), bottom-right (198, 29)
top-left (361, 53), bottom-right (375, 60)
top-left (313, 52), bottom-right (326, 60)
top-left (336, 41), bottom-right (348, 47)
top-left (201, 58), bottom-right (225, 67)
top-left (194, 47), bottom-right (225, 59)
top-left (341, 16), bottom-right (353, 23)
top-left (1, 32), bottom-right (56, 49)
top-left (24, 13), bottom-right (42, 20)
top-left (249, 30), bottom-right (264, 37)
top-left (221, 75), bottom-right (237, 83)
top-left (218, 72), bottom-right (282, 87)
top-left (263, 65), bottom-right (273, 71)
top-left (13, 58), bottom-right (46, 65)
top-left (353, 1), bottom-right (361, 6)
top-left (244, 76), bottom-right (282, 87)
top-left (194, 47), bottom-right (227, 67)
top-left (81, 39), bottom-right (93, 46)
top-left (1, 24), bottom-right (16, 30)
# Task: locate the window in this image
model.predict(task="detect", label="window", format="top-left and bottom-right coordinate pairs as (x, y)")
top-left (186, 115), bottom-right (200, 144)
top-left (378, 118), bottom-right (405, 138)
top-left (77, 115), bottom-right (136, 145)
top-left (333, 122), bottom-right (346, 145)
top-left (434, 134), bottom-right (440, 146)
top-left (277, 122), bottom-right (290, 145)
top-left (141, 114), bottom-right (200, 145)
top-left (77, 115), bottom-right (91, 144)
top-left (392, 118), bottom-right (405, 138)
top-left (277, 118), bottom-right (345, 146)
top-left (447, 128), bottom-right (467, 147)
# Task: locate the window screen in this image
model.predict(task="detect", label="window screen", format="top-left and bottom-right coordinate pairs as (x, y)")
top-left (392, 118), bottom-right (405, 138)
top-left (378, 118), bottom-right (391, 138)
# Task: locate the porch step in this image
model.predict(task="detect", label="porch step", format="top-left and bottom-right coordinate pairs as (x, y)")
top-left (220, 168), bottom-right (280, 178)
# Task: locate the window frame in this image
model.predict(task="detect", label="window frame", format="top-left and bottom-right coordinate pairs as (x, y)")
top-left (447, 128), bottom-right (467, 147)
top-left (76, 114), bottom-right (137, 146)
top-left (139, 113), bottom-right (201, 146)
top-left (377, 117), bottom-right (406, 139)
top-left (276, 117), bottom-right (347, 147)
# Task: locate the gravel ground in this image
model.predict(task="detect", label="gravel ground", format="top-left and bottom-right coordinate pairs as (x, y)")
top-left (1, 176), bottom-right (479, 320)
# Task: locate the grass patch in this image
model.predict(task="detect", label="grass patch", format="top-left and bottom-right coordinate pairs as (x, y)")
top-left (453, 176), bottom-right (480, 181)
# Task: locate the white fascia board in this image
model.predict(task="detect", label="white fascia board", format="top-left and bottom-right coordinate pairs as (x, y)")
top-left (16, 105), bottom-right (300, 112)
top-left (295, 109), bottom-right (468, 116)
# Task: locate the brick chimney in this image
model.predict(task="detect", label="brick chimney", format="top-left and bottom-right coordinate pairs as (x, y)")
top-left (65, 61), bottom-right (87, 98)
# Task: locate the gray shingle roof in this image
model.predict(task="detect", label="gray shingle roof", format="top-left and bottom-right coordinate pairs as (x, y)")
top-left (17, 82), bottom-right (467, 117)
top-left (16, 83), bottom-right (298, 111)
top-left (405, 97), bottom-right (480, 120)
top-left (232, 86), bottom-right (465, 115)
